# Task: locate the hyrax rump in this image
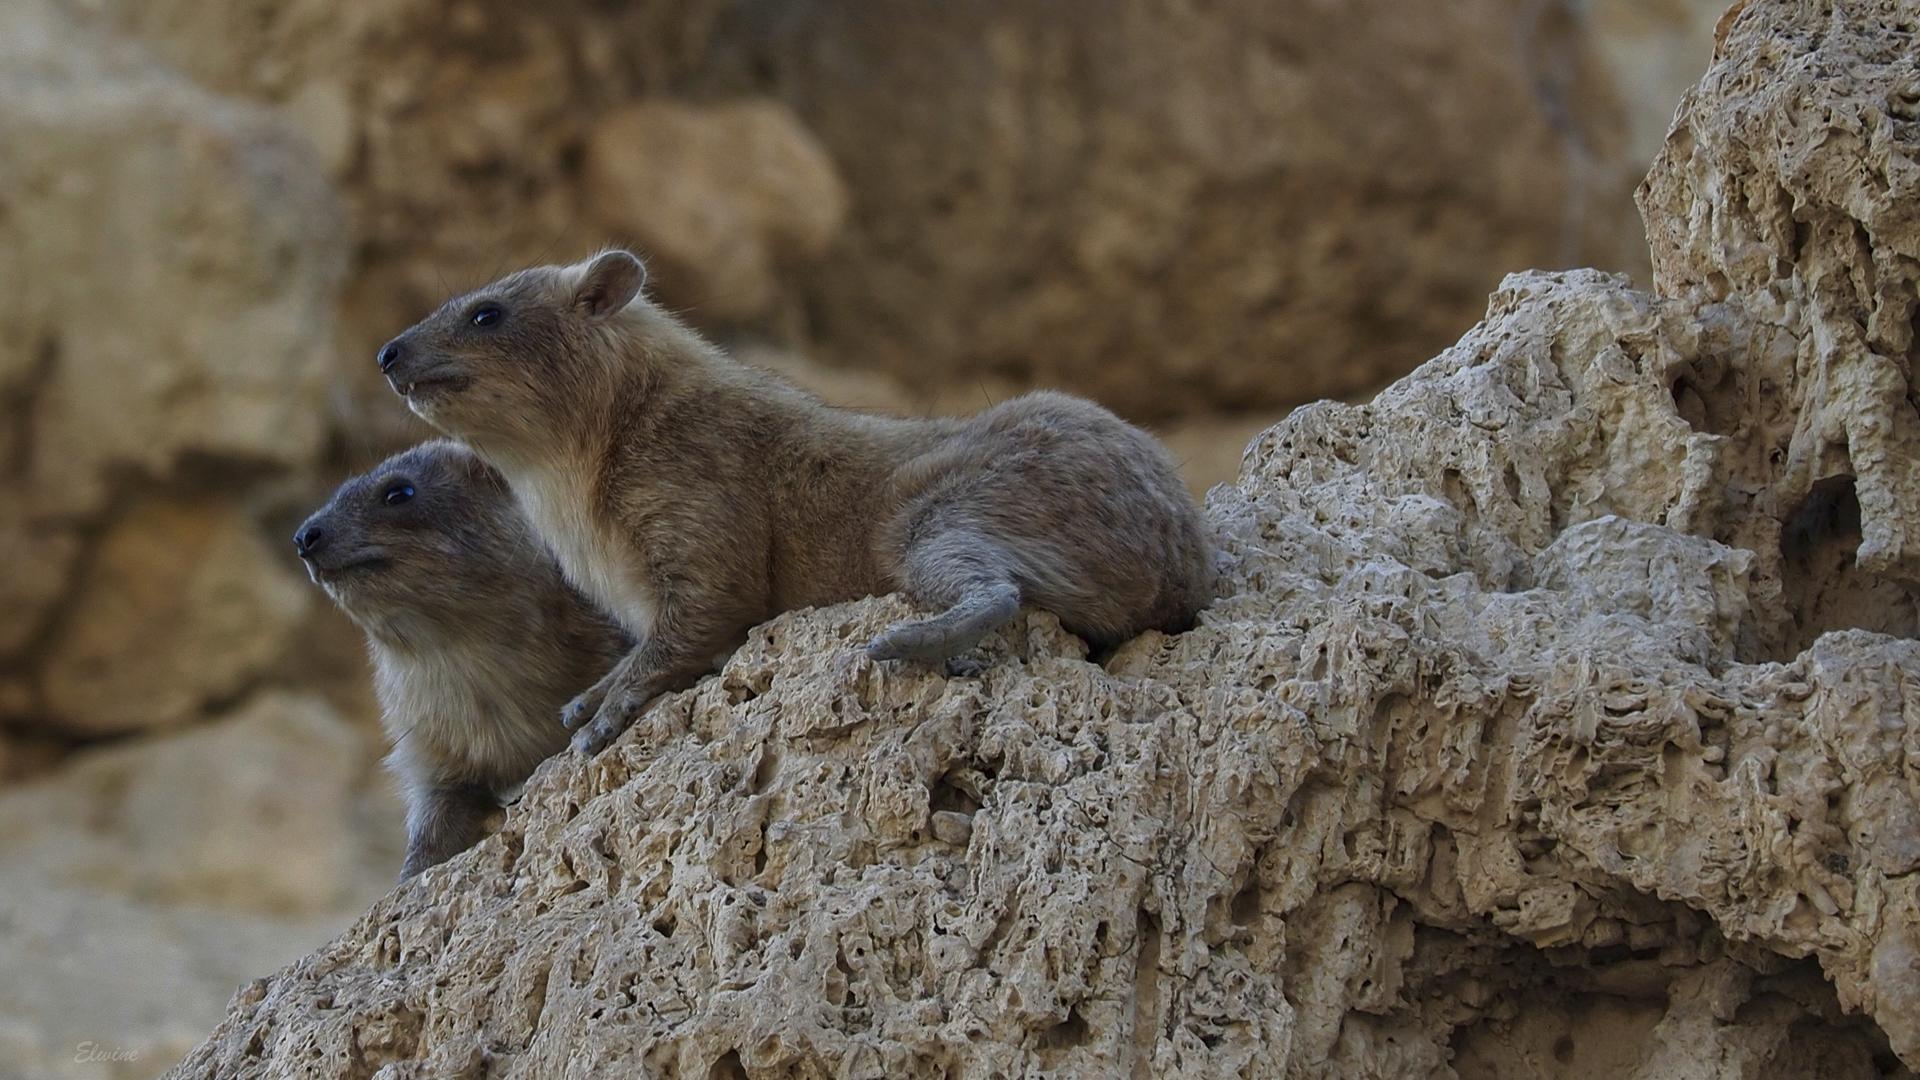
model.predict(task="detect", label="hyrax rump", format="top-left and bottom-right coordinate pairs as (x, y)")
top-left (294, 440), bottom-right (630, 879)
top-left (377, 250), bottom-right (1216, 755)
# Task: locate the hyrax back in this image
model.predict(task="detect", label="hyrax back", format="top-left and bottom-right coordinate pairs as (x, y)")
top-left (871, 390), bottom-right (1216, 667)
top-left (376, 251), bottom-right (1216, 754)
top-left (295, 440), bottom-right (630, 879)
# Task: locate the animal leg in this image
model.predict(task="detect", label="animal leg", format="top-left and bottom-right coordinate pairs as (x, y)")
top-left (563, 587), bottom-right (748, 755)
top-left (400, 782), bottom-right (497, 880)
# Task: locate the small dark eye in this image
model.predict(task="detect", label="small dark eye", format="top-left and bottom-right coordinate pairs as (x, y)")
top-left (383, 484), bottom-right (415, 506)
top-left (470, 304), bottom-right (503, 328)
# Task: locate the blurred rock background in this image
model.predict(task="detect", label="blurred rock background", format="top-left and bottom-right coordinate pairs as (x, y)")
top-left (0, 0), bottom-right (1729, 1075)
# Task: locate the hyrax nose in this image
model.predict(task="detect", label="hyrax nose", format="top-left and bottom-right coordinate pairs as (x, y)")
top-left (293, 524), bottom-right (327, 558)
top-left (377, 340), bottom-right (404, 373)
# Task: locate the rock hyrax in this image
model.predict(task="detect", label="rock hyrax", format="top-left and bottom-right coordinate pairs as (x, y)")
top-left (376, 250), bottom-right (1215, 754)
top-left (294, 440), bottom-right (630, 878)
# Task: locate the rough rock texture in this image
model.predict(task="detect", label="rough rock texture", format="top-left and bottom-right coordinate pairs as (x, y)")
top-left (1639, 0), bottom-right (1920, 606)
top-left (0, 0), bottom-right (346, 737)
top-left (690, 0), bottom-right (1649, 418)
top-left (168, 269), bottom-right (1920, 1080)
top-left (167, 4), bottom-right (1920, 1077)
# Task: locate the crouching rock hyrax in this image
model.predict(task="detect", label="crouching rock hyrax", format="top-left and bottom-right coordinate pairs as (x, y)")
top-left (294, 440), bottom-right (631, 878)
top-left (376, 250), bottom-right (1216, 755)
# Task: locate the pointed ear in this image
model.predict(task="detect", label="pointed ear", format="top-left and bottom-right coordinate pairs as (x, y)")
top-left (574, 251), bottom-right (646, 318)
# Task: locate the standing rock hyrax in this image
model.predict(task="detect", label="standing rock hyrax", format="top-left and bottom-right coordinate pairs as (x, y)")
top-left (294, 440), bottom-right (631, 878)
top-left (376, 250), bottom-right (1216, 754)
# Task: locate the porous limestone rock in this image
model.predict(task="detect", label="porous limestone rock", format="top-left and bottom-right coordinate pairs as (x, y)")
top-left (0, 0), bottom-right (343, 702)
top-left (1639, 0), bottom-right (1920, 605)
top-left (174, 265), bottom-right (1920, 1080)
top-left (170, 2), bottom-right (1920, 1077)
top-left (691, 0), bottom-right (1650, 418)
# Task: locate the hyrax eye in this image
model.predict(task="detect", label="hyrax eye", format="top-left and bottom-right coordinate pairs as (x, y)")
top-left (469, 304), bottom-right (503, 328)
top-left (383, 484), bottom-right (416, 506)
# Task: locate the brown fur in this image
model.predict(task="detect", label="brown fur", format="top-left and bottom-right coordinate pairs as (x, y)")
top-left (294, 441), bottom-right (630, 878)
top-left (377, 251), bottom-right (1215, 753)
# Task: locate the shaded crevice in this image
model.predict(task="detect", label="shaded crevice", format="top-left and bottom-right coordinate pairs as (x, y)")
top-left (1779, 475), bottom-right (1919, 656)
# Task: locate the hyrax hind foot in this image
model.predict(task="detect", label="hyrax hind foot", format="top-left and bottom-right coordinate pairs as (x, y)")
top-left (865, 579), bottom-right (1020, 668)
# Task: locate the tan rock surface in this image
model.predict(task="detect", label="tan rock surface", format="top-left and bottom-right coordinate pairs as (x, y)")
top-left (173, 268), bottom-right (1920, 1080)
top-left (92, 0), bottom-right (1719, 443)
top-left (163, 6), bottom-right (1920, 1074)
top-left (1639, 0), bottom-right (1920, 598)
top-left (38, 499), bottom-right (311, 738)
top-left (1588, 0), bottom-right (1732, 171)
top-left (0, 692), bottom-right (401, 1080)
top-left (584, 100), bottom-right (848, 321)
top-left (692, 0), bottom-right (1650, 418)
top-left (0, 0), bottom-right (343, 686)
top-left (88, 0), bottom-right (749, 455)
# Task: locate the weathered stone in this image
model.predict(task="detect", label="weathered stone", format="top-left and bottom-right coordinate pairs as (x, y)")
top-left (692, 0), bottom-right (1652, 418)
top-left (166, 285), bottom-right (1920, 1074)
top-left (90, 0), bottom-right (743, 456)
top-left (38, 499), bottom-right (310, 738)
top-left (0, 0), bottom-right (344, 670)
top-left (583, 100), bottom-right (847, 321)
top-left (0, 692), bottom-right (400, 1080)
top-left (1640, 0), bottom-right (1920, 597)
top-left (166, 4), bottom-right (1920, 1076)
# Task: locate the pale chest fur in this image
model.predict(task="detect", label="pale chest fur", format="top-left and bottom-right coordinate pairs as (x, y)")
top-left (371, 647), bottom-right (558, 783)
top-left (505, 461), bottom-right (658, 639)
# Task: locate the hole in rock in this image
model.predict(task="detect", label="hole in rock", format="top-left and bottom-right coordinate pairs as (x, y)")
top-left (1441, 931), bottom-right (1905, 1080)
top-left (707, 1050), bottom-right (747, 1080)
top-left (1230, 881), bottom-right (1263, 926)
top-left (1129, 907), bottom-right (1162, 1079)
top-left (1778, 475), bottom-right (1919, 657)
top-left (929, 769), bottom-right (984, 816)
top-left (1038, 1006), bottom-right (1092, 1052)
top-left (1443, 467), bottom-right (1479, 523)
top-left (750, 750), bottom-right (778, 794)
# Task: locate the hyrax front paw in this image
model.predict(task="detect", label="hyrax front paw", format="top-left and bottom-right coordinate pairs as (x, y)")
top-left (562, 671), bottom-right (647, 754)
top-left (560, 679), bottom-right (609, 734)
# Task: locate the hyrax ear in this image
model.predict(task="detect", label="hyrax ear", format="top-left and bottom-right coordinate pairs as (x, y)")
top-left (573, 250), bottom-right (646, 318)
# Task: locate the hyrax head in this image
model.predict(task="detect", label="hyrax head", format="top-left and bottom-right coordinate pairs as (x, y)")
top-left (294, 440), bottom-right (532, 633)
top-left (373, 250), bottom-right (650, 451)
